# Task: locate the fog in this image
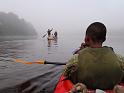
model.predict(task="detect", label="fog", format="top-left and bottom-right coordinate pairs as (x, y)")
top-left (0, 0), bottom-right (124, 35)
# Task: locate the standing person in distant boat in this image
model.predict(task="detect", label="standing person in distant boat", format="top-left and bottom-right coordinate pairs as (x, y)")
top-left (63, 22), bottom-right (124, 92)
top-left (47, 28), bottom-right (53, 37)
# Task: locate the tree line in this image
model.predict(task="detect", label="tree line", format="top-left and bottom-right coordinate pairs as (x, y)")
top-left (0, 12), bottom-right (37, 36)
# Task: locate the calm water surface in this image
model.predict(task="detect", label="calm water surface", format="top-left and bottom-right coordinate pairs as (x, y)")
top-left (0, 32), bottom-right (124, 93)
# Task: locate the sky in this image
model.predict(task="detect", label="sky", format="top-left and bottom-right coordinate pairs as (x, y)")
top-left (0, 0), bottom-right (124, 35)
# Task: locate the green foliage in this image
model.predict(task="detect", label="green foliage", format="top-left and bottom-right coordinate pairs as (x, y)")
top-left (0, 12), bottom-right (37, 36)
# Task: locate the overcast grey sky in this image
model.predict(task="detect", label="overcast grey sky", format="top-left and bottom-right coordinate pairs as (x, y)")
top-left (0, 0), bottom-right (124, 34)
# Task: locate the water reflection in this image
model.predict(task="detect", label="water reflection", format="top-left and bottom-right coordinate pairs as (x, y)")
top-left (0, 34), bottom-right (123, 93)
top-left (0, 38), bottom-right (65, 93)
top-left (47, 37), bottom-right (58, 47)
top-left (47, 40), bottom-right (52, 47)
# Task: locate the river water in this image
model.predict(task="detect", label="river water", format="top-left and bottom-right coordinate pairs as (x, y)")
top-left (0, 32), bottom-right (124, 93)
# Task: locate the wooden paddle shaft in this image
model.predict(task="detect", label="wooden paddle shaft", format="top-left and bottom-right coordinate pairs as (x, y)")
top-left (45, 61), bottom-right (66, 65)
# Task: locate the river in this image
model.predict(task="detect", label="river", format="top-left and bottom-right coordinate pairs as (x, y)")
top-left (0, 31), bottom-right (124, 93)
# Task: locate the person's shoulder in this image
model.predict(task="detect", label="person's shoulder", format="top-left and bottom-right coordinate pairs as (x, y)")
top-left (77, 47), bottom-right (93, 58)
top-left (103, 46), bottom-right (114, 51)
top-left (69, 54), bottom-right (79, 62)
top-left (78, 47), bottom-right (90, 54)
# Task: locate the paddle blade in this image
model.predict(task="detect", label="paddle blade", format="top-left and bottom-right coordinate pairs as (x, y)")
top-left (35, 60), bottom-right (45, 64)
top-left (15, 59), bottom-right (45, 64)
top-left (15, 59), bottom-right (26, 63)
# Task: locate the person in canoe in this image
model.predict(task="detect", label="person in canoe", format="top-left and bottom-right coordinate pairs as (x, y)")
top-left (63, 22), bottom-right (124, 92)
top-left (54, 31), bottom-right (57, 37)
top-left (47, 28), bottom-right (55, 40)
top-left (47, 28), bottom-right (53, 37)
top-left (42, 28), bottom-right (53, 38)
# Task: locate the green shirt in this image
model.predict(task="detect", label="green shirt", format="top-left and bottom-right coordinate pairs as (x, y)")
top-left (63, 46), bottom-right (124, 90)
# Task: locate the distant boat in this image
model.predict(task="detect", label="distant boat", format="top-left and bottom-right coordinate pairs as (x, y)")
top-left (47, 36), bottom-right (57, 40)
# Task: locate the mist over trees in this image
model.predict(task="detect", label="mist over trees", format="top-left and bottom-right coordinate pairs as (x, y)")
top-left (0, 12), bottom-right (37, 36)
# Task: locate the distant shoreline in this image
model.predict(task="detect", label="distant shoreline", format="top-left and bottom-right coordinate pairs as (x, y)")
top-left (0, 36), bottom-right (37, 42)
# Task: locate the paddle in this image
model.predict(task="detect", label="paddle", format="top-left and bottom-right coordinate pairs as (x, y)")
top-left (42, 33), bottom-right (47, 38)
top-left (15, 59), bottom-right (66, 65)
